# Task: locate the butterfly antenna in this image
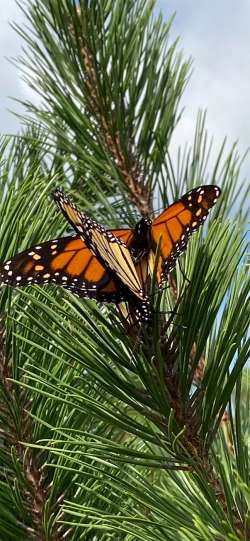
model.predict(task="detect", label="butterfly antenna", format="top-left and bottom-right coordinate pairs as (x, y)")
top-left (178, 260), bottom-right (190, 284)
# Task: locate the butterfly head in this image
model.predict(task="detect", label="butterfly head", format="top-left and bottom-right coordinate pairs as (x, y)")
top-left (130, 217), bottom-right (152, 261)
top-left (134, 217), bottom-right (151, 236)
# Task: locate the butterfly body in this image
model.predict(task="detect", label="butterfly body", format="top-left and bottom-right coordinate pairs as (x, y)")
top-left (128, 217), bottom-right (152, 262)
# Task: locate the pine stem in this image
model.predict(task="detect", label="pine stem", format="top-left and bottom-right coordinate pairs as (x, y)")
top-left (0, 319), bottom-right (66, 541)
top-left (73, 27), bottom-right (153, 217)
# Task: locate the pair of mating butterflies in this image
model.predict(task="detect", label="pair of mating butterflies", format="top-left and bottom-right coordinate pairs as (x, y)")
top-left (0, 185), bottom-right (221, 321)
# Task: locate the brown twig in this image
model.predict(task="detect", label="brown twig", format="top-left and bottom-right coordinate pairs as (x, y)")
top-left (221, 411), bottom-right (235, 456)
top-left (0, 317), bottom-right (67, 541)
top-left (77, 38), bottom-right (153, 217)
top-left (149, 281), bottom-right (246, 538)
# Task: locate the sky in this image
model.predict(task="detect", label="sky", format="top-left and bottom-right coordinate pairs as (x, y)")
top-left (156, 1), bottom-right (250, 167)
top-left (1, 0), bottom-right (250, 175)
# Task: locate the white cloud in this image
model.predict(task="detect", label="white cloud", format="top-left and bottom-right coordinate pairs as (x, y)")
top-left (156, 0), bottom-right (250, 171)
top-left (0, 1), bottom-right (27, 134)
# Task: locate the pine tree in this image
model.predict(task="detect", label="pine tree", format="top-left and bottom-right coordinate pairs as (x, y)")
top-left (0, 1), bottom-right (249, 540)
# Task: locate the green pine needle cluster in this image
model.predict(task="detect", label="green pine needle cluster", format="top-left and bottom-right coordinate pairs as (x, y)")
top-left (0, 1), bottom-right (249, 540)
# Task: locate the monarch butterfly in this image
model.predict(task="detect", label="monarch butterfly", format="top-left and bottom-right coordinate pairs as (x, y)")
top-left (53, 185), bottom-right (221, 287)
top-left (0, 185), bottom-right (221, 321)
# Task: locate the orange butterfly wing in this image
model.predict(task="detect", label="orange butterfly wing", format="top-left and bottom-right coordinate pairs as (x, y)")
top-left (0, 232), bottom-right (136, 303)
top-left (151, 185), bottom-right (221, 283)
top-left (52, 189), bottom-right (146, 302)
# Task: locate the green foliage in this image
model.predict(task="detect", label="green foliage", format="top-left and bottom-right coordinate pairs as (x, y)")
top-left (14, 0), bottom-right (189, 213)
top-left (0, 1), bottom-right (249, 540)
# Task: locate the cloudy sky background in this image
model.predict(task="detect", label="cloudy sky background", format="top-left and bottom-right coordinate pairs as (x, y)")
top-left (1, 0), bottom-right (250, 177)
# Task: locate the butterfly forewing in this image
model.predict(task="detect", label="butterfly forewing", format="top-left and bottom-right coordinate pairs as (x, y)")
top-left (151, 185), bottom-right (221, 282)
top-left (53, 189), bottom-right (145, 301)
top-left (0, 235), bottom-right (127, 303)
top-left (91, 229), bottom-right (144, 299)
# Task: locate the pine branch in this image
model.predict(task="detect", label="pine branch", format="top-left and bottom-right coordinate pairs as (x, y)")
top-left (0, 304), bottom-right (69, 539)
top-left (0, 1), bottom-right (249, 540)
top-left (14, 0), bottom-right (190, 218)
top-left (74, 33), bottom-right (152, 216)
